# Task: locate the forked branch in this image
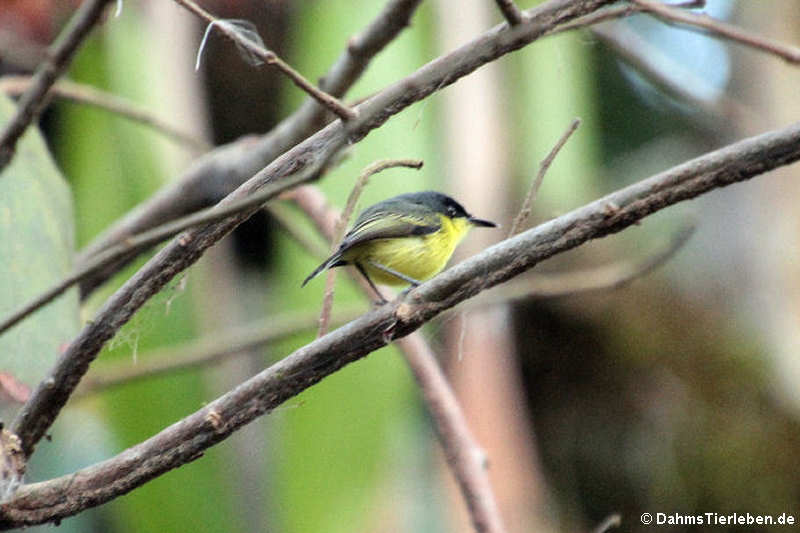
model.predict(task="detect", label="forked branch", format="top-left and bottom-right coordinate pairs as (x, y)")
top-left (3, 120), bottom-right (800, 528)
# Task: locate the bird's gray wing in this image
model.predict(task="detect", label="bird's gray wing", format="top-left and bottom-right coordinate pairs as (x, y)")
top-left (338, 200), bottom-right (441, 252)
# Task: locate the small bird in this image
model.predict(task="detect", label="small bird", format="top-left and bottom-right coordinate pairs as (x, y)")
top-left (302, 191), bottom-right (497, 302)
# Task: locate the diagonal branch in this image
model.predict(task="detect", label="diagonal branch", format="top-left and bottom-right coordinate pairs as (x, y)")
top-left (3, 119), bottom-right (800, 528)
top-left (0, 173), bottom-right (321, 337)
top-left (173, 0), bottom-right (355, 121)
top-left (397, 334), bottom-right (507, 533)
top-left (508, 117), bottom-right (581, 237)
top-left (75, 0), bottom-right (424, 297)
top-left (0, 0), bottom-right (114, 172)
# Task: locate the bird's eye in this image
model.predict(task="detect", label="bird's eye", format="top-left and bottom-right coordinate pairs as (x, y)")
top-left (446, 206), bottom-right (457, 217)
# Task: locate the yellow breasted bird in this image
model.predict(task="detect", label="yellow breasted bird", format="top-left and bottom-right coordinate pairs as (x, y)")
top-left (302, 191), bottom-right (497, 302)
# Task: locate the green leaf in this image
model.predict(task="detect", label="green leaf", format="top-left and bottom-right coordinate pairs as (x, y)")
top-left (0, 94), bottom-right (79, 422)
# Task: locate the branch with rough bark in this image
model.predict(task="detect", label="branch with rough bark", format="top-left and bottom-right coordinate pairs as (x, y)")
top-left (2, 120), bottom-right (800, 528)
top-left (3, 0), bottom-right (800, 528)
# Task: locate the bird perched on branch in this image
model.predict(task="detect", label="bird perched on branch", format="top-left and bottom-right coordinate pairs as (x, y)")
top-left (302, 191), bottom-right (496, 302)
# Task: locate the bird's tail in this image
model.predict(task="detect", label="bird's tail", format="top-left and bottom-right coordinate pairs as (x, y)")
top-left (301, 253), bottom-right (343, 287)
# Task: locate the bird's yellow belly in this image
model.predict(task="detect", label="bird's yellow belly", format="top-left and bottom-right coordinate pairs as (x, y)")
top-left (342, 216), bottom-right (470, 286)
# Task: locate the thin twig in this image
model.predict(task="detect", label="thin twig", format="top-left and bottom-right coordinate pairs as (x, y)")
top-left (0, 76), bottom-right (209, 151)
top-left (75, 0), bottom-right (424, 297)
top-left (172, 0), bottom-right (356, 121)
top-left (508, 118), bottom-right (581, 237)
top-left (494, 0), bottom-right (525, 25)
top-left (552, 0), bottom-right (703, 33)
top-left (486, 221), bottom-right (695, 302)
top-left (0, 0), bottom-right (114, 172)
top-left (4, 117), bottom-right (800, 526)
top-left (285, 185), bottom-right (391, 299)
top-left (317, 159), bottom-right (423, 336)
top-left (632, 0), bottom-right (800, 64)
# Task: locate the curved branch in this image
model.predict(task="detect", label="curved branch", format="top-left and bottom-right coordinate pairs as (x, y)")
top-left (3, 118), bottom-right (800, 528)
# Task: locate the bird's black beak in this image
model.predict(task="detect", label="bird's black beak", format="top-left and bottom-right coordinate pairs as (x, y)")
top-left (468, 216), bottom-right (497, 228)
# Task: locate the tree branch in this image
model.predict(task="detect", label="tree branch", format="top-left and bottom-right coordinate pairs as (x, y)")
top-left (75, 0), bottom-right (424, 297)
top-left (0, 175), bottom-right (321, 337)
top-left (508, 118), bottom-right (580, 237)
top-left (590, 21), bottom-right (745, 118)
top-left (0, 0), bottom-right (114, 171)
top-left (3, 119), bottom-right (800, 527)
top-left (0, 75), bottom-right (209, 151)
top-left (173, 0), bottom-right (356, 121)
